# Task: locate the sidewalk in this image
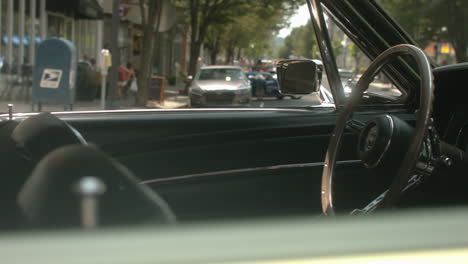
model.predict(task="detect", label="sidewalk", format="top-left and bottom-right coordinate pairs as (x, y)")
top-left (147, 83), bottom-right (188, 109)
top-left (0, 84), bottom-right (189, 113)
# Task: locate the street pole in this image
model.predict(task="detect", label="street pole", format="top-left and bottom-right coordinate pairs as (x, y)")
top-left (100, 49), bottom-right (110, 110)
top-left (101, 73), bottom-right (107, 109)
top-left (39, 0), bottom-right (46, 40)
top-left (29, 0), bottom-right (36, 66)
top-left (19, 0), bottom-right (25, 75)
top-left (108, 0), bottom-right (121, 109)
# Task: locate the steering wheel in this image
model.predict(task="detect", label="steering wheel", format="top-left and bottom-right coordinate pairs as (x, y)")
top-left (321, 44), bottom-right (434, 215)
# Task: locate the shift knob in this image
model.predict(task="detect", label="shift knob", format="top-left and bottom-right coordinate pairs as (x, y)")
top-left (75, 176), bottom-right (106, 229)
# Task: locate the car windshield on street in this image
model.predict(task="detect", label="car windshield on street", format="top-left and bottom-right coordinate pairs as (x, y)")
top-left (196, 68), bottom-right (245, 81)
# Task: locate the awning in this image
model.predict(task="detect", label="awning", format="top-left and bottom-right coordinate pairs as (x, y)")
top-left (2, 35), bottom-right (42, 46)
top-left (46, 0), bottom-right (104, 19)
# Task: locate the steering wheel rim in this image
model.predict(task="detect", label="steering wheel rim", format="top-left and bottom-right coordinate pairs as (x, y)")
top-left (321, 44), bottom-right (434, 216)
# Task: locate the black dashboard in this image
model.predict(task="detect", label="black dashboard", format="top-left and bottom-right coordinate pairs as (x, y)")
top-left (433, 63), bottom-right (468, 151)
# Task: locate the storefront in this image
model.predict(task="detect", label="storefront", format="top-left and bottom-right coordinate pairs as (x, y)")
top-left (0, 0), bottom-right (103, 70)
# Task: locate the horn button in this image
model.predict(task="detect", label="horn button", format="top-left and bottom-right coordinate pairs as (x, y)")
top-left (358, 115), bottom-right (414, 174)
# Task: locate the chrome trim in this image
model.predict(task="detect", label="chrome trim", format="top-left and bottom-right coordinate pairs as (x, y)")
top-left (0, 106), bottom-right (337, 119)
top-left (308, 0), bottom-right (344, 107)
top-left (140, 160), bottom-right (361, 185)
top-left (364, 114), bottom-right (394, 169)
top-left (66, 123), bottom-right (88, 145)
top-left (455, 120), bottom-right (468, 149)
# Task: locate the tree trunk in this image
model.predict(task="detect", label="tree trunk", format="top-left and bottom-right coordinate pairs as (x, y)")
top-left (225, 45), bottom-right (235, 64)
top-left (354, 54), bottom-right (360, 74)
top-left (210, 49), bottom-right (218, 65)
top-left (452, 39), bottom-right (468, 63)
top-left (188, 41), bottom-right (202, 78)
top-left (236, 47), bottom-right (242, 61)
top-left (209, 34), bottom-right (221, 65)
top-left (183, 40), bottom-right (203, 94)
top-left (136, 0), bottom-right (161, 107)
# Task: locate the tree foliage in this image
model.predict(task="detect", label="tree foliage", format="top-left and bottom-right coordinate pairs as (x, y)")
top-left (378, 0), bottom-right (468, 62)
top-left (173, 0), bottom-right (304, 92)
top-left (213, 1), bottom-right (295, 64)
top-left (278, 20), bottom-right (319, 59)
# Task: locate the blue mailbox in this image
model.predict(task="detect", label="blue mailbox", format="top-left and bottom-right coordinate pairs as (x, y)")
top-left (32, 38), bottom-right (77, 111)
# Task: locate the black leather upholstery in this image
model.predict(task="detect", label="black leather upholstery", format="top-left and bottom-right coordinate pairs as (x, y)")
top-left (12, 112), bottom-right (86, 162)
top-left (0, 120), bottom-right (30, 228)
top-left (18, 145), bottom-right (176, 227)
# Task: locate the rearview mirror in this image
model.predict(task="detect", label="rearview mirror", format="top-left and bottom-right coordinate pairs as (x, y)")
top-left (277, 59), bottom-right (323, 95)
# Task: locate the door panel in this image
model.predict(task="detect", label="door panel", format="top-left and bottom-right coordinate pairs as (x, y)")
top-left (146, 161), bottom-right (379, 221)
top-left (61, 108), bottom-right (413, 221)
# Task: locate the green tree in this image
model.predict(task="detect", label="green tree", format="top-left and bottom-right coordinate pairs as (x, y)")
top-left (278, 20), bottom-right (318, 59)
top-left (174, 0), bottom-right (304, 92)
top-left (348, 43), bottom-right (362, 73)
top-left (379, 0), bottom-right (468, 62)
top-left (174, 0), bottom-right (249, 92)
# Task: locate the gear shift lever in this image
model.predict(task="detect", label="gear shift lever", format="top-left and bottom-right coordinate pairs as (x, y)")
top-left (75, 177), bottom-right (106, 228)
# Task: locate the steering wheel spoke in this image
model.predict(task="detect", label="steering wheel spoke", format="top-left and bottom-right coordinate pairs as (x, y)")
top-left (346, 118), bottom-right (366, 134)
top-left (352, 172), bottom-right (426, 215)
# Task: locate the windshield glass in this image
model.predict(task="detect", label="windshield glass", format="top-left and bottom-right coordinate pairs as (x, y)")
top-left (196, 68), bottom-right (245, 81)
top-left (0, 1), bottom-right (330, 113)
top-left (377, 0), bottom-right (468, 65)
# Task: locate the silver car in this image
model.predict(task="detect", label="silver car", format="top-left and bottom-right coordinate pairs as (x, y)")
top-left (189, 66), bottom-right (252, 107)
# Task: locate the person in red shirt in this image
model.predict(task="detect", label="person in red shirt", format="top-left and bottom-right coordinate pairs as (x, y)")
top-left (117, 64), bottom-right (130, 98)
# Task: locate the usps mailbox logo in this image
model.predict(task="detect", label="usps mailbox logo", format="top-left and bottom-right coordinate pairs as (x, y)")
top-left (40, 69), bottom-right (63, 89)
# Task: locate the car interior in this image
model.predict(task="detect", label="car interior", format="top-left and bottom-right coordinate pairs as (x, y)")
top-left (0, 0), bottom-right (468, 231)
top-left (0, 59), bottom-right (467, 229)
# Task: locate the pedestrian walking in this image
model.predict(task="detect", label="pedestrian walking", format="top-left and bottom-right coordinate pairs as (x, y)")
top-left (117, 64), bottom-right (130, 98)
top-left (124, 63), bottom-right (136, 98)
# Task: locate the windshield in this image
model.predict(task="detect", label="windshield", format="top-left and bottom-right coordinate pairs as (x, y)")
top-left (0, 1), bottom-right (463, 112)
top-left (0, 1), bottom-right (329, 113)
top-left (196, 68), bottom-right (245, 81)
top-left (377, 0), bottom-right (468, 65)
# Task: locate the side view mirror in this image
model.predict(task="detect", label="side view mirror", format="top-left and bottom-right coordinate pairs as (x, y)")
top-left (186, 75), bottom-right (193, 83)
top-left (277, 59), bottom-right (323, 95)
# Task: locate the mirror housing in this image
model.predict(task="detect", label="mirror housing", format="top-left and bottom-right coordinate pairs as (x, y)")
top-left (277, 59), bottom-right (323, 95)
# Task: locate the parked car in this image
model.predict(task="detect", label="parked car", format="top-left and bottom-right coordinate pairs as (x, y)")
top-left (1, 0), bottom-right (468, 263)
top-left (188, 65), bottom-right (251, 107)
top-left (246, 72), bottom-right (281, 98)
top-left (246, 71), bottom-right (301, 100)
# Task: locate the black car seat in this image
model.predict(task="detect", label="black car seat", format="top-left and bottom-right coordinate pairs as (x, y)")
top-left (0, 119), bottom-right (31, 228)
top-left (0, 112), bottom-right (87, 228)
top-left (12, 112), bottom-right (87, 163)
top-left (17, 145), bottom-right (176, 227)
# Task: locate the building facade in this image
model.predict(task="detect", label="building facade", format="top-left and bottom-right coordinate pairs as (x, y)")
top-left (0, 0), bottom-right (185, 98)
top-left (0, 0), bottom-right (104, 69)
